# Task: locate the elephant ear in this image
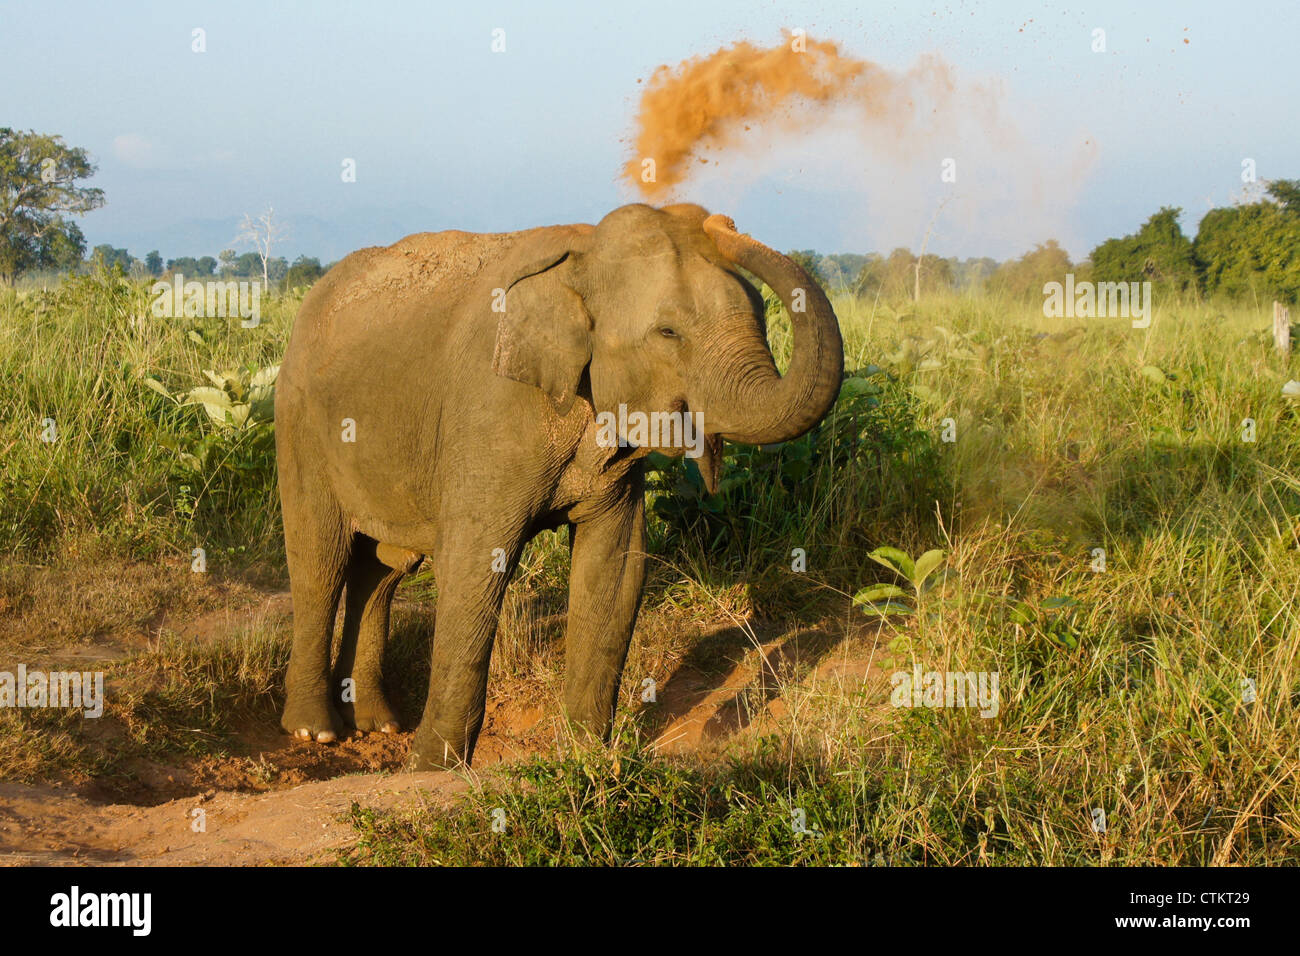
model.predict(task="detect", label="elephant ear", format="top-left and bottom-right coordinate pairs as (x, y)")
top-left (491, 251), bottom-right (592, 415)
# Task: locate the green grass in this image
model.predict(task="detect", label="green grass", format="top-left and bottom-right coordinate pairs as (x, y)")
top-left (2, 267), bottom-right (1298, 863)
top-left (0, 266), bottom-right (291, 572)
top-left (0, 624), bottom-right (290, 783)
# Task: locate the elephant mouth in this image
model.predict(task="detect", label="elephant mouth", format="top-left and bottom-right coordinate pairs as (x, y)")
top-left (674, 398), bottom-right (723, 494)
top-left (594, 399), bottom-right (722, 492)
top-left (670, 398), bottom-right (723, 494)
top-left (697, 431), bottom-right (724, 495)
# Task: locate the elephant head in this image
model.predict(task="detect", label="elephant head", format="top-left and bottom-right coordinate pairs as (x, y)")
top-left (492, 203), bottom-right (844, 490)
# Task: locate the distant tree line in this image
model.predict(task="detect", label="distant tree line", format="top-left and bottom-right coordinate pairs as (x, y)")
top-left (995, 180), bottom-right (1300, 304)
top-left (0, 127), bottom-right (328, 291)
top-left (789, 247), bottom-right (1008, 299)
top-left (5, 128), bottom-right (1297, 304)
top-left (86, 244), bottom-right (327, 289)
top-left (787, 178), bottom-right (1300, 305)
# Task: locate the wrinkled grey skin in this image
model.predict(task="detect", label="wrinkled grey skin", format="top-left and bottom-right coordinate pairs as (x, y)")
top-left (276, 203), bottom-right (843, 769)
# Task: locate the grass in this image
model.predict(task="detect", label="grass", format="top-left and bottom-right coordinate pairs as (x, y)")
top-left (2, 265), bottom-right (1298, 863)
top-left (0, 621), bottom-right (290, 783)
top-left (0, 267), bottom-right (291, 572)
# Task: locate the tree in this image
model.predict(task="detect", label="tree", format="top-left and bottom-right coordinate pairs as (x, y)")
top-left (785, 250), bottom-right (826, 287)
top-left (858, 249), bottom-right (910, 300)
top-left (1090, 206), bottom-right (1198, 294)
top-left (162, 255), bottom-right (217, 277)
top-left (0, 128), bottom-right (105, 284)
top-left (41, 221), bottom-right (86, 273)
top-left (954, 257), bottom-right (999, 288)
top-left (235, 205), bottom-right (289, 291)
top-left (987, 240), bottom-right (1072, 300)
top-left (913, 196), bottom-right (952, 302)
top-left (218, 248), bottom-right (237, 277)
top-left (144, 250), bottom-right (163, 276)
top-left (1194, 181), bottom-right (1300, 303)
top-left (817, 253), bottom-right (869, 290)
top-left (916, 254), bottom-right (954, 296)
top-left (284, 255), bottom-right (325, 290)
top-left (856, 248), bottom-right (952, 301)
top-left (1266, 178), bottom-right (1300, 213)
top-left (91, 244), bottom-right (134, 273)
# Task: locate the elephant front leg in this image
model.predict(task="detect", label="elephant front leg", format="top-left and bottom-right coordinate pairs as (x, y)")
top-left (564, 492), bottom-right (647, 741)
top-left (407, 539), bottom-right (518, 770)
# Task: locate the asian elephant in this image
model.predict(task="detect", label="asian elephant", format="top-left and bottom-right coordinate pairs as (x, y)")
top-left (275, 202), bottom-right (843, 770)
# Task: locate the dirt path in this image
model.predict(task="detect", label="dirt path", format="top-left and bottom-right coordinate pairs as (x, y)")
top-left (0, 771), bottom-right (467, 866)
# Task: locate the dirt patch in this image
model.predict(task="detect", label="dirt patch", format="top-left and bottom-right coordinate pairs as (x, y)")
top-left (0, 558), bottom-right (274, 668)
top-left (0, 771), bottom-right (468, 866)
top-left (0, 564), bottom-right (890, 865)
top-left (67, 694), bottom-right (560, 810)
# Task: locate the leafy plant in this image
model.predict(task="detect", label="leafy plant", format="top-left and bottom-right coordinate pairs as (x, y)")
top-left (142, 365), bottom-right (278, 433)
top-left (853, 546), bottom-right (947, 616)
top-left (137, 364), bottom-right (281, 547)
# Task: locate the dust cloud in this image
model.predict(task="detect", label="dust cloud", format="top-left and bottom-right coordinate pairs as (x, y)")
top-left (621, 34), bottom-right (1095, 258)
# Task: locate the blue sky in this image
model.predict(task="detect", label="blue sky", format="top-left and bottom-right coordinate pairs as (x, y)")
top-left (3, 0), bottom-right (1297, 261)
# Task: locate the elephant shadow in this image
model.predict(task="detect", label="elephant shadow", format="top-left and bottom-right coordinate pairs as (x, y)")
top-left (637, 617), bottom-right (847, 746)
top-left (378, 586), bottom-right (569, 731)
top-left (376, 577), bottom-right (851, 748)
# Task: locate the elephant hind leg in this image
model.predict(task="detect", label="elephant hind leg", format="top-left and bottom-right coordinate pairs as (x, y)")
top-left (333, 537), bottom-right (417, 733)
top-left (280, 496), bottom-right (351, 743)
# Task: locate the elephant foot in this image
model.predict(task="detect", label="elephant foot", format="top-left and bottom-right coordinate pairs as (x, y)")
top-left (337, 683), bottom-right (402, 734)
top-left (281, 694), bottom-right (343, 743)
top-left (405, 726), bottom-right (473, 771)
top-left (564, 705), bottom-right (614, 744)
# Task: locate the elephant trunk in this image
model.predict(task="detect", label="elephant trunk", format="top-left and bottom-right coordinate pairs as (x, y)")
top-left (701, 214), bottom-right (844, 445)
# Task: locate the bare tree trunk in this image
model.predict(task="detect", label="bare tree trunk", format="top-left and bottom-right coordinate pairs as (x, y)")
top-left (914, 197), bottom-right (951, 303)
top-left (236, 205), bottom-right (286, 298)
top-left (1274, 301), bottom-right (1291, 355)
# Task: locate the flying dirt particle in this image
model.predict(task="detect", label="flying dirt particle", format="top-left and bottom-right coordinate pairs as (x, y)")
top-left (620, 32), bottom-right (1096, 260)
top-left (621, 34), bottom-right (1022, 201)
top-left (622, 35), bottom-right (871, 197)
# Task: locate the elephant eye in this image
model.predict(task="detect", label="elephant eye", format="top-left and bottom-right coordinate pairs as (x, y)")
top-left (658, 327), bottom-right (679, 339)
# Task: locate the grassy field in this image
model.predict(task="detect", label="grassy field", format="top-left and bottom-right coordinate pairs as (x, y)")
top-left (1, 265), bottom-right (1297, 864)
